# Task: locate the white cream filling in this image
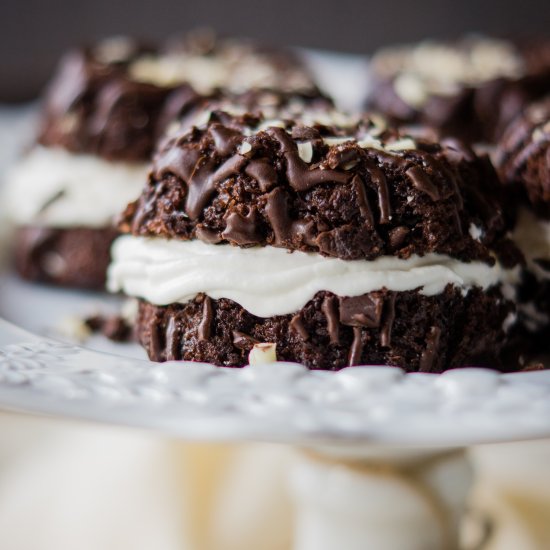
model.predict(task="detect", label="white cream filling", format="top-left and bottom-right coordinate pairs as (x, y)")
top-left (3, 147), bottom-right (149, 228)
top-left (107, 235), bottom-right (518, 318)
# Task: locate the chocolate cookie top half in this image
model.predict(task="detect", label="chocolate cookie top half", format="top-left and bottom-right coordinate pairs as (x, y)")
top-left (495, 97), bottom-right (550, 218)
top-left (120, 108), bottom-right (519, 266)
top-left (368, 36), bottom-right (550, 145)
top-left (37, 35), bottom-right (320, 163)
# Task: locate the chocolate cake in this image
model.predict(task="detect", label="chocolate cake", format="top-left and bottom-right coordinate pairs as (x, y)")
top-left (367, 36), bottom-right (550, 145)
top-left (5, 33), bottom-right (320, 289)
top-left (495, 97), bottom-right (550, 337)
top-left (108, 108), bottom-right (523, 372)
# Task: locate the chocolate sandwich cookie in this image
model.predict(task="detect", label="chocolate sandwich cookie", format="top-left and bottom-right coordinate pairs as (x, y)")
top-left (5, 33), bottom-right (321, 289)
top-left (368, 37), bottom-right (550, 145)
top-left (108, 109), bottom-right (523, 372)
top-left (14, 226), bottom-right (118, 289)
top-left (495, 98), bottom-right (550, 339)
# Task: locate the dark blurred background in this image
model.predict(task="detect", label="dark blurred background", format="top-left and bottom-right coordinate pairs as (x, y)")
top-left (2, 0), bottom-right (549, 102)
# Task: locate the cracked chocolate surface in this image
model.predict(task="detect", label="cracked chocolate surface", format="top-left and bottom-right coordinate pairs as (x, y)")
top-left (120, 111), bottom-right (519, 265)
top-left (136, 286), bottom-right (514, 372)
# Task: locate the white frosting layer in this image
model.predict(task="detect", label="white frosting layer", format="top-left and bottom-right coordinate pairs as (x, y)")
top-left (107, 236), bottom-right (518, 318)
top-left (4, 147), bottom-right (149, 228)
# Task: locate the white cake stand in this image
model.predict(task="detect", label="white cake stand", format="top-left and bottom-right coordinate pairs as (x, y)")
top-left (1, 55), bottom-right (549, 550)
top-left (0, 277), bottom-right (549, 550)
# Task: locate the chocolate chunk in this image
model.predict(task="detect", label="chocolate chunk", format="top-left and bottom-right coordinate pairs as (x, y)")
top-left (388, 226), bottom-right (410, 249)
top-left (290, 314), bottom-right (310, 341)
top-left (406, 166), bottom-right (441, 201)
top-left (339, 294), bottom-right (384, 328)
top-left (232, 331), bottom-right (259, 350)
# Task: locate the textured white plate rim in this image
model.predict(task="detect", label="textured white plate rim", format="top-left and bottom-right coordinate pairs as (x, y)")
top-left (0, 309), bottom-right (549, 447)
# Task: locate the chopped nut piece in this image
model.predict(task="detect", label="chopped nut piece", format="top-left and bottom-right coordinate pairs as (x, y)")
top-left (248, 343), bottom-right (277, 365)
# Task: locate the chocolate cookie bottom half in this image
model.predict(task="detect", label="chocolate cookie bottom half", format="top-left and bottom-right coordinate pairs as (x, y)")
top-left (15, 226), bottom-right (118, 289)
top-left (135, 286), bottom-right (513, 373)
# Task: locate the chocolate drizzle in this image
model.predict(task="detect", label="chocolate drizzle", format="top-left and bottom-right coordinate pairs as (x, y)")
top-left (198, 296), bottom-right (214, 341)
top-left (188, 154), bottom-right (248, 220)
top-left (352, 175), bottom-right (374, 229)
top-left (368, 164), bottom-right (391, 224)
top-left (380, 293), bottom-right (397, 347)
top-left (165, 316), bottom-right (181, 360)
top-left (321, 295), bottom-right (340, 344)
top-left (245, 159), bottom-right (278, 192)
top-left (150, 323), bottom-right (163, 361)
top-left (210, 124), bottom-right (242, 156)
top-left (267, 127), bottom-right (349, 191)
top-left (348, 327), bottom-right (364, 366)
top-left (419, 326), bottom-right (442, 372)
top-left (156, 146), bottom-right (201, 182)
top-left (265, 187), bottom-right (292, 244)
top-left (222, 209), bottom-right (263, 245)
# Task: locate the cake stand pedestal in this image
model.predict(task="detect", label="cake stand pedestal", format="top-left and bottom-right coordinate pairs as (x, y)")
top-left (290, 448), bottom-right (472, 550)
top-left (0, 319), bottom-right (549, 549)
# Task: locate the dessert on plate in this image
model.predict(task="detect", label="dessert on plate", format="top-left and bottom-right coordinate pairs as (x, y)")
top-left (4, 33), bottom-right (320, 289)
top-left (367, 36), bottom-right (550, 145)
top-left (495, 97), bottom-right (550, 338)
top-left (108, 107), bottom-right (523, 372)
